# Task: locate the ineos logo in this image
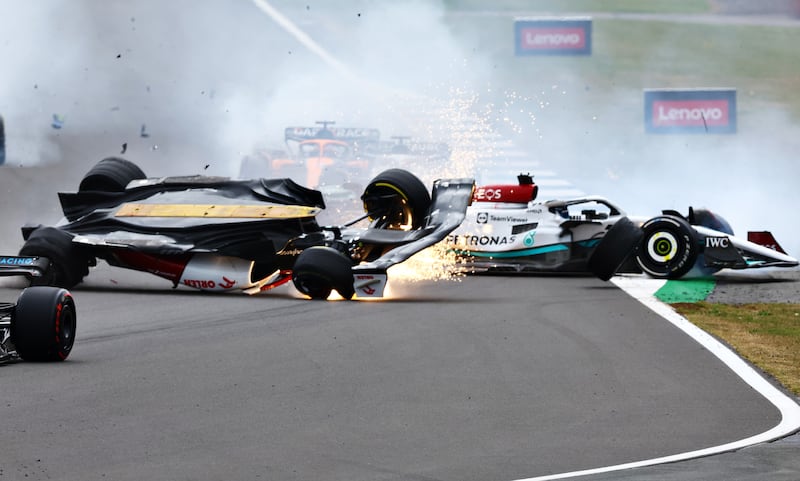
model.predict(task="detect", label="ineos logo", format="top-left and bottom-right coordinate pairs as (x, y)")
top-left (476, 188), bottom-right (502, 201)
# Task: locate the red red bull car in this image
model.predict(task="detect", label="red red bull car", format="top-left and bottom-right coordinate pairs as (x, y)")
top-left (18, 157), bottom-right (474, 300)
top-left (449, 174), bottom-right (798, 280)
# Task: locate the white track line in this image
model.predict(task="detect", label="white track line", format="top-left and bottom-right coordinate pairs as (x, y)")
top-left (513, 276), bottom-right (800, 481)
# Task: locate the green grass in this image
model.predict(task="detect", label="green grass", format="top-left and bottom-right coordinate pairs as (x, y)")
top-left (673, 302), bottom-right (800, 396)
top-left (444, 16), bottom-right (800, 120)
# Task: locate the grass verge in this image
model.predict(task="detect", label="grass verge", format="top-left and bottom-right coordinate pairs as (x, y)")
top-left (672, 302), bottom-right (800, 396)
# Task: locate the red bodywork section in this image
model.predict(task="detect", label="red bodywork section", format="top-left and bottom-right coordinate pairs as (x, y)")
top-left (472, 183), bottom-right (538, 204)
top-left (113, 250), bottom-right (191, 282)
top-left (748, 231), bottom-right (787, 254)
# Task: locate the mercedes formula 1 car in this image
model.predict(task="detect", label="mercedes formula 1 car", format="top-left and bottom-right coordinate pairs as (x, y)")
top-left (17, 157), bottom-right (474, 300)
top-left (0, 259), bottom-right (76, 363)
top-left (449, 174), bottom-right (798, 280)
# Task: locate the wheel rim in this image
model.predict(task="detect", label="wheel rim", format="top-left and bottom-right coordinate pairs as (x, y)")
top-left (57, 303), bottom-right (76, 354)
top-left (367, 194), bottom-right (414, 230)
top-left (646, 231), bottom-right (678, 263)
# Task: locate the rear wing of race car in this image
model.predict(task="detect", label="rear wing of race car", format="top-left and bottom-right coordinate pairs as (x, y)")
top-left (284, 123), bottom-right (382, 158)
top-left (284, 125), bottom-right (381, 143)
top-left (351, 177), bottom-right (475, 298)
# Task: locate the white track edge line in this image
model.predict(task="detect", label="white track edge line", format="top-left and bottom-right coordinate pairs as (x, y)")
top-left (513, 276), bottom-right (800, 481)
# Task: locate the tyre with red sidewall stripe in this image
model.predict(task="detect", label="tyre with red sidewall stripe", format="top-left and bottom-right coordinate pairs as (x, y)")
top-left (12, 287), bottom-right (76, 362)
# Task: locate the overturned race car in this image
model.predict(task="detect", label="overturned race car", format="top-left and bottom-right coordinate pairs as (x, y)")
top-left (449, 174), bottom-right (798, 280)
top-left (19, 157), bottom-right (474, 300)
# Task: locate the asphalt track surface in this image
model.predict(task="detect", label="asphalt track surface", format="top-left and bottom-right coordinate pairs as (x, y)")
top-left (0, 160), bottom-right (797, 480)
top-left (0, 264), bottom-right (789, 481)
top-left (2, 3), bottom-right (799, 479)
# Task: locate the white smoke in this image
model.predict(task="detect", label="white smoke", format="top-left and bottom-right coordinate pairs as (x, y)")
top-left (2, 1), bottom-right (798, 258)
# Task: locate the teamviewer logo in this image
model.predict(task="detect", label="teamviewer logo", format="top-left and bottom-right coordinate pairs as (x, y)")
top-left (476, 212), bottom-right (489, 224)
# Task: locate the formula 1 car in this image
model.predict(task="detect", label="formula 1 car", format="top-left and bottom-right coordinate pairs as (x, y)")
top-left (449, 174), bottom-right (798, 280)
top-left (239, 121), bottom-right (380, 196)
top-left (18, 157), bottom-right (474, 300)
top-left (0, 258), bottom-right (76, 363)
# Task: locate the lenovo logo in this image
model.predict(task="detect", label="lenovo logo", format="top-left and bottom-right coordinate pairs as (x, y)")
top-left (521, 28), bottom-right (586, 49)
top-left (644, 89), bottom-right (737, 134)
top-left (653, 100), bottom-right (730, 127)
top-left (515, 18), bottom-right (592, 56)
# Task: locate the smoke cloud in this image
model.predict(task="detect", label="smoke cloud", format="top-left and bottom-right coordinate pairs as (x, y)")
top-left (2, 1), bottom-right (798, 257)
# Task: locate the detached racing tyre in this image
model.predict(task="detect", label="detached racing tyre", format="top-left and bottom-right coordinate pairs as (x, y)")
top-left (292, 247), bottom-right (355, 300)
top-left (361, 169), bottom-right (431, 230)
top-left (79, 156), bottom-right (146, 192)
top-left (588, 216), bottom-right (644, 281)
top-left (12, 286), bottom-right (76, 362)
top-left (19, 227), bottom-right (90, 289)
top-left (636, 215), bottom-right (699, 279)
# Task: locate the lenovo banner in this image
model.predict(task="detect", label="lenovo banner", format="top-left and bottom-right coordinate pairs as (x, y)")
top-left (644, 89), bottom-right (737, 134)
top-left (514, 18), bottom-right (592, 56)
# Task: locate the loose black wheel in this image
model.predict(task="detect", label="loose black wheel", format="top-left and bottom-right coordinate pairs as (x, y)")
top-left (12, 286), bottom-right (76, 362)
top-left (79, 156), bottom-right (146, 192)
top-left (19, 227), bottom-right (90, 288)
top-left (588, 216), bottom-right (645, 281)
top-left (636, 215), bottom-right (700, 279)
top-left (361, 169), bottom-right (431, 230)
top-left (292, 246), bottom-right (355, 300)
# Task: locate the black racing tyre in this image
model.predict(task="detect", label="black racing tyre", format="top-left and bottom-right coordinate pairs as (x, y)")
top-left (19, 227), bottom-right (90, 289)
top-left (292, 246), bottom-right (355, 300)
top-left (12, 286), bottom-right (76, 362)
top-left (361, 169), bottom-right (431, 230)
top-left (691, 207), bottom-right (734, 235)
top-left (79, 156), bottom-right (146, 192)
top-left (636, 215), bottom-right (700, 279)
top-left (588, 216), bottom-right (644, 281)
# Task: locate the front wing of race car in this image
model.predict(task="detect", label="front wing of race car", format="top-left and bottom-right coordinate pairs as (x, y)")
top-left (350, 177), bottom-right (475, 298)
top-left (696, 226), bottom-right (798, 270)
